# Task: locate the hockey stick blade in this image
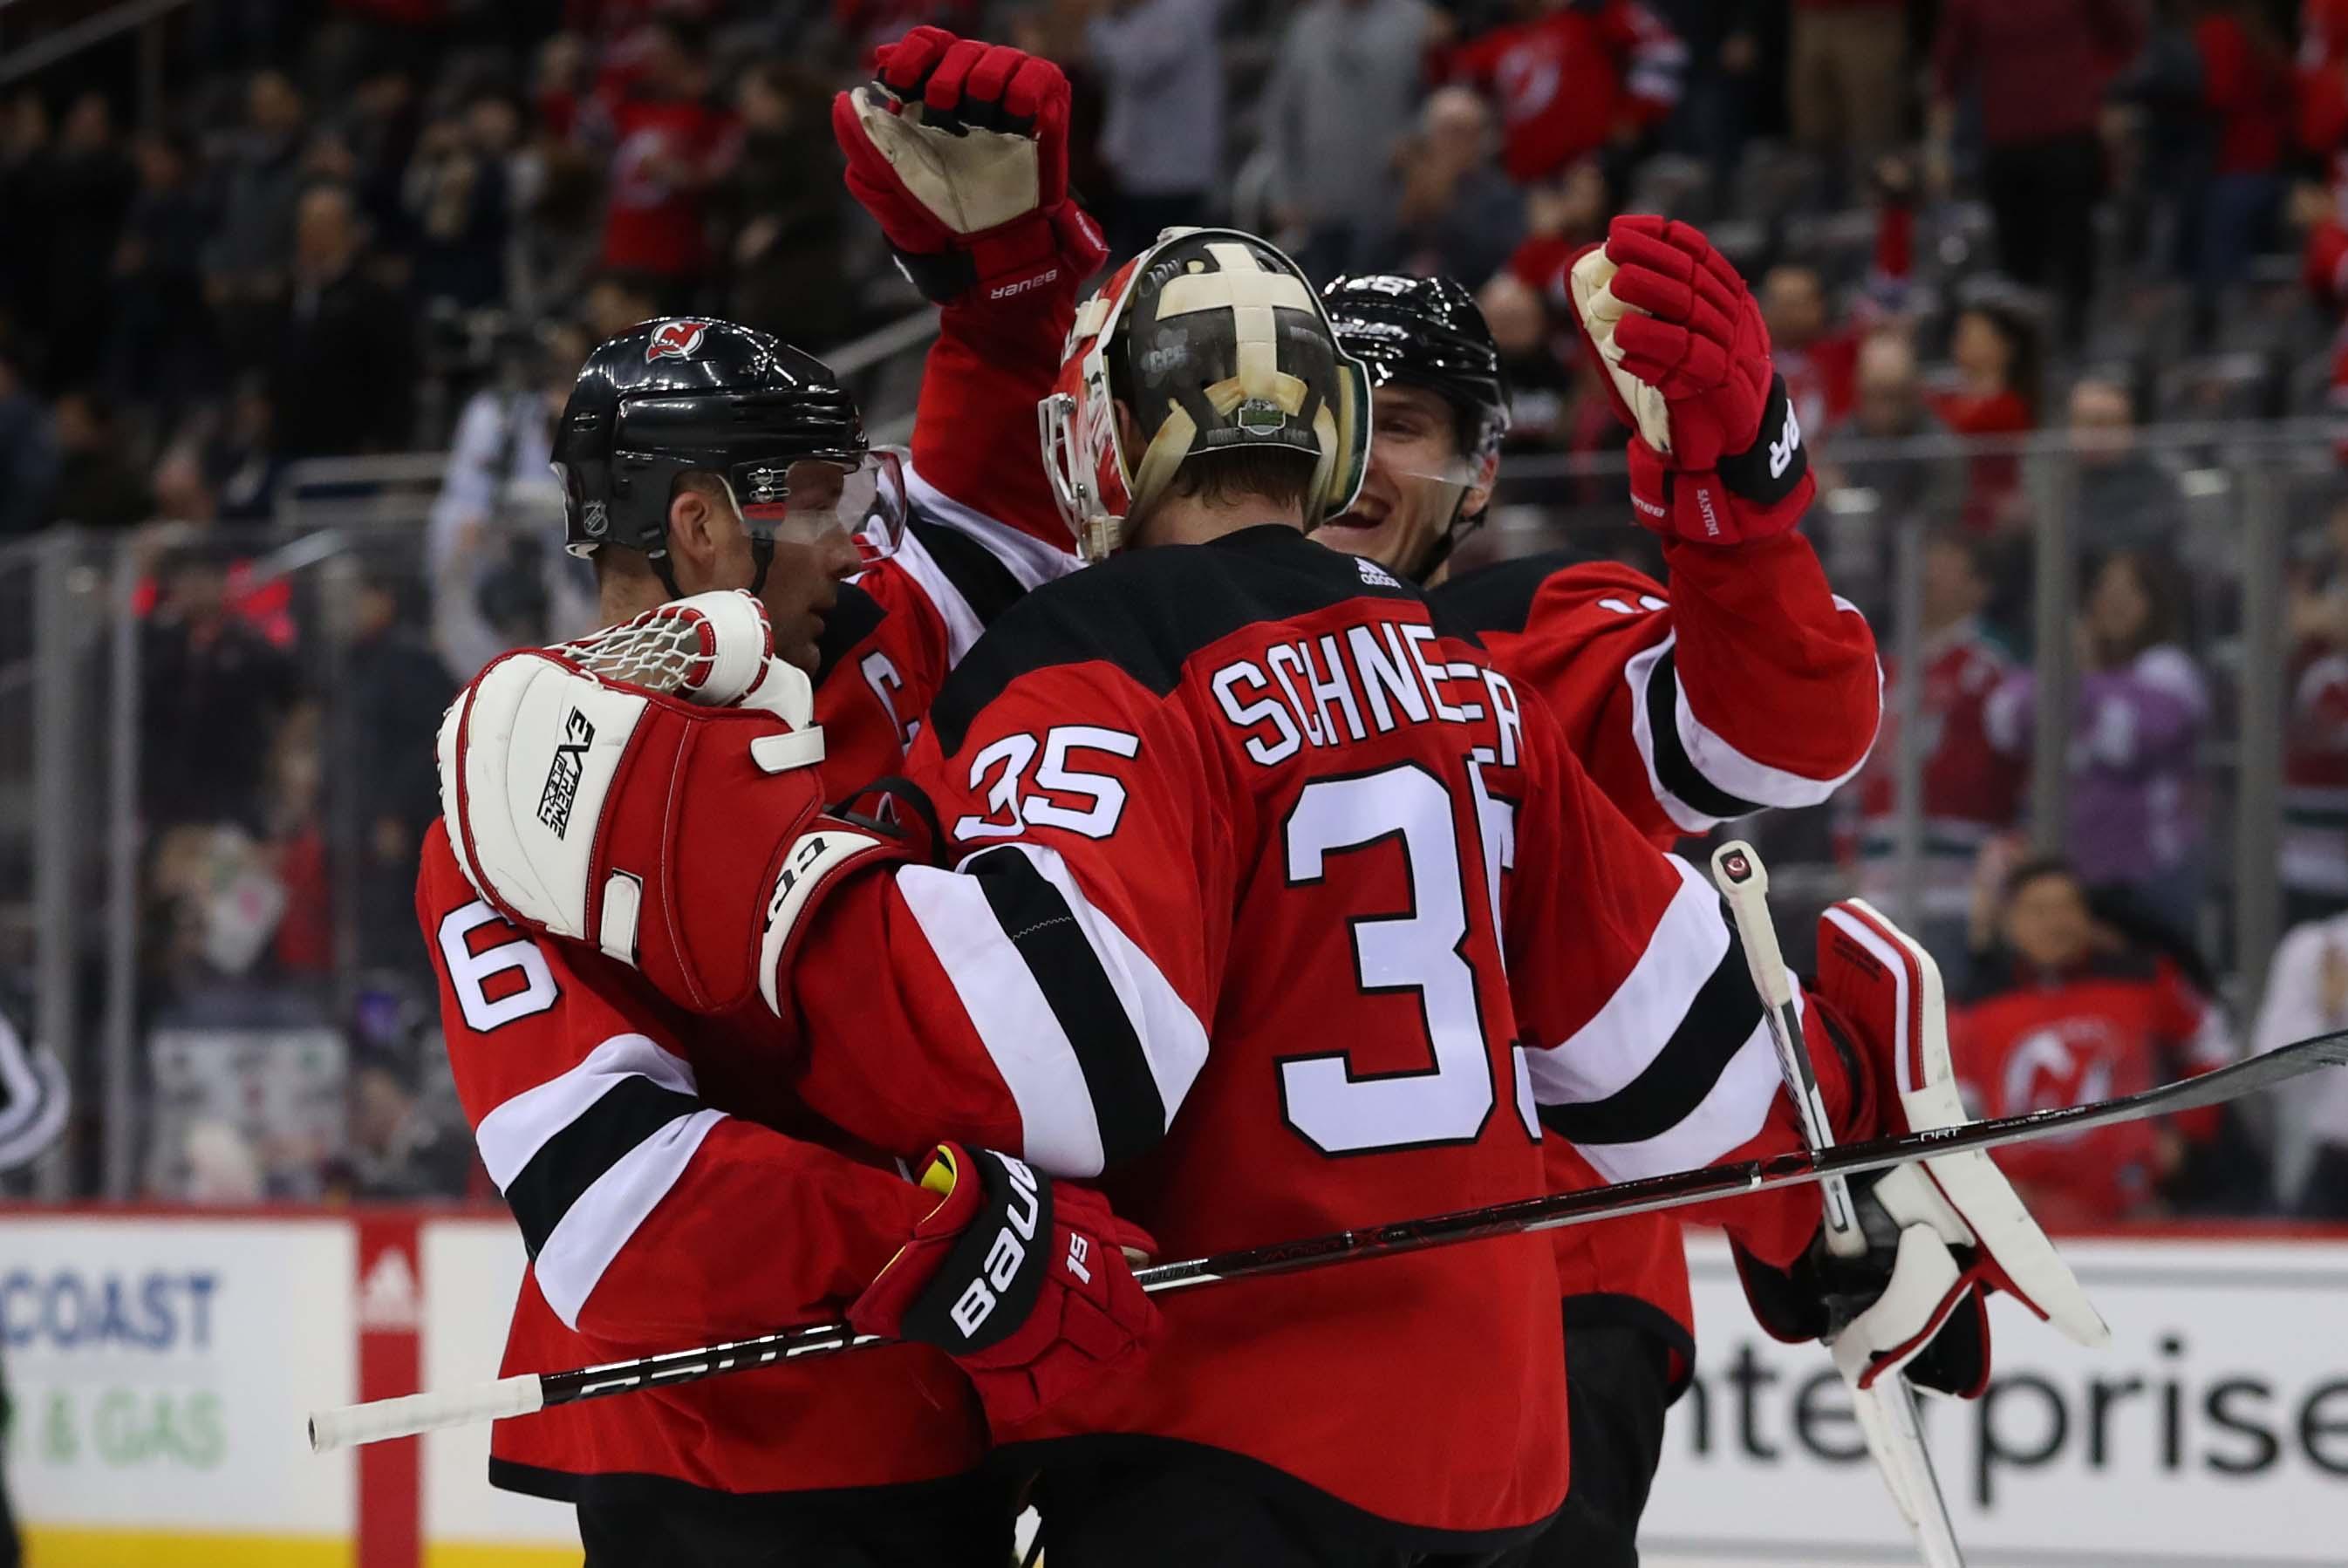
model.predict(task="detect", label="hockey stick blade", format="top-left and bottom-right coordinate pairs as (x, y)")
top-left (307, 1030), bottom-right (2348, 1451)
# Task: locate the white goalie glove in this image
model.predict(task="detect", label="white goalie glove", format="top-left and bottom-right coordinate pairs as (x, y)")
top-left (434, 592), bottom-right (898, 1016)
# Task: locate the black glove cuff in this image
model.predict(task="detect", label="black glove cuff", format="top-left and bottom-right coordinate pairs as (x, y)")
top-left (1713, 372), bottom-right (1808, 506)
top-left (891, 246), bottom-right (977, 306)
top-left (900, 1149), bottom-right (1055, 1354)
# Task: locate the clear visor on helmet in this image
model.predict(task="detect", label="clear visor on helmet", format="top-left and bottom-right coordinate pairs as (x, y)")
top-left (735, 448), bottom-right (907, 563)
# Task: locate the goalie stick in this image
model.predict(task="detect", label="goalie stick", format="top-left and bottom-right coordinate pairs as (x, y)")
top-left (1711, 842), bottom-right (1965, 1568)
top-left (308, 1026), bottom-right (2348, 1453)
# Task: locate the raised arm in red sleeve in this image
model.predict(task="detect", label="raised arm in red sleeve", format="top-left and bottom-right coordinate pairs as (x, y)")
top-left (1437, 529), bottom-right (1880, 846)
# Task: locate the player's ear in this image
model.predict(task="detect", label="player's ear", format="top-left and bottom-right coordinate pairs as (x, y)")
top-left (1461, 447), bottom-right (1500, 521)
top-left (1115, 399), bottom-right (1146, 461)
top-left (666, 477), bottom-right (733, 581)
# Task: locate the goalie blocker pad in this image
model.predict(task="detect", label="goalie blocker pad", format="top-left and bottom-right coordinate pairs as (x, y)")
top-left (438, 647), bottom-right (896, 1016)
top-left (1734, 899), bottom-right (2109, 1394)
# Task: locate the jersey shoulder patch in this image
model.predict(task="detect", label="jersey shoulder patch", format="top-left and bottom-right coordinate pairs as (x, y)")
top-left (929, 526), bottom-right (1425, 753)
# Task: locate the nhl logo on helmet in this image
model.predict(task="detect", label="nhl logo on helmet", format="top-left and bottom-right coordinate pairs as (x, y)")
top-left (645, 320), bottom-right (713, 362)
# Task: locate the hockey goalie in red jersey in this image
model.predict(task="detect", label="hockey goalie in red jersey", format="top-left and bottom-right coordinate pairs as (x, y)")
top-left (1314, 224), bottom-right (1880, 1565)
top-left (413, 30), bottom-right (1142, 1567)
top-left (432, 225), bottom-right (2098, 1564)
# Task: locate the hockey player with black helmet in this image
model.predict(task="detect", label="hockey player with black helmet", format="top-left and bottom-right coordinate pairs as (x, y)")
top-left (1319, 235), bottom-right (1889, 1567)
top-left (549, 315), bottom-right (905, 671)
top-left (413, 26), bottom-right (1141, 1565)
top-left (428, 221), bottom-right (2102, 1566)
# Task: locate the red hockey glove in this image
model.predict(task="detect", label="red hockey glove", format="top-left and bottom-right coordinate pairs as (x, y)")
top-left (1567, 215), bottom-right (1812, 546)
top-left (437, 630), bottom-right (906, 1017)
top-left (1733, 900), bottom-right (2108, 1397)
top-left (850, 1144), bottom-right (1160, 1427)
top-left (834, 26), bottom-right (1107, 308)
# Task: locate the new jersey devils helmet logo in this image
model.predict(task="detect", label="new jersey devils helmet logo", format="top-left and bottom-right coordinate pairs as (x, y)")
top-left (646, 320), bottom-right (711, 362)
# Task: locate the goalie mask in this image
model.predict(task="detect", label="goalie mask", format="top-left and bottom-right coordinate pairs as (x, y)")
top-left (1040, 228), bottom-right (1370, 562)
top-left (1321, 273), bottom-right (1511, 580)
top-left (553, 317), bottom-right (907, 597)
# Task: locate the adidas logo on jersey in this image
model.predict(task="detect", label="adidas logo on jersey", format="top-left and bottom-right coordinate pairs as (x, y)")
top-left (536, 708), bottom-right (597, 836)
top-left (1355, 557), bottom-right (1402, 590)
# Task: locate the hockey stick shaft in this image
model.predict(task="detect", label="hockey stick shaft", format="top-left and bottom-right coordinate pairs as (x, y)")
top-left (308, 1027), bottom-right (2348, 1452)
top-left (1710, 842), bottom-right (1965, 1568)
top-left (1710, 843), bottom-right (1865, 1257)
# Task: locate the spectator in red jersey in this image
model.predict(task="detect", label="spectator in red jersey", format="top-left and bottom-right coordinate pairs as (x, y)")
top-left (1443, 0), bottom-right (1685, 187)
top-left (2178, 2), bottom-right (2290, 344)
top-left (1933, 295), bottom-right (2042, 535)
top-left (1853, 528), bottom-right (2025, 978)
top-left (1955, 852), bottom-right (2234, 1229)
top-left (1761, 262), bottom-right (1856, 437)
top-left (589, 15), bottom-right (731, 286)
top-left (1930, 0), bottom-right (2144, 346)
top-left (2298, 0), bottom-right (2348, 161)
top-left (1787, 0), bottom-right (1908, 194)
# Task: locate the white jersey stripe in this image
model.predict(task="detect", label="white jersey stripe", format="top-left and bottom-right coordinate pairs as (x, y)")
top-left (903, 466), bottom-right (1083, 593)
top-left (898, 863), bottom-right (1109, 1176)
top-left (1525, 856), bottom-right (1728, 1104)
top-left (474, 1033), bottom-right (697, 1190)
top-left (536, 1108), bottom-right (726, 1329)
top-left (991, 842), bottom-right (1210, 1134)
top-left (1572, 1008), bottom-right (1783, 1183)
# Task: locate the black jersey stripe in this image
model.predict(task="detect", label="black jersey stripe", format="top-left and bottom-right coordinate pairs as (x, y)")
top-left (1539, 937), bottom-right (1769, 1147)
top-left (1642, 647), bottom-right (1771, 822)
top-left (932, 525), bottom-right (1426, 753)
top-left (908, 515), bottom-right (1028, 627)
top-left (966, 847), bottom-right (1166, 1167)
top-left (503, 1076), bottom-right (704, 1258)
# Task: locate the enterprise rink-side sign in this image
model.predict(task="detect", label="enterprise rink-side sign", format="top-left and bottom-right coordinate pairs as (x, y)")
top-left (1648, 1237), bottom-right (2348, 1567)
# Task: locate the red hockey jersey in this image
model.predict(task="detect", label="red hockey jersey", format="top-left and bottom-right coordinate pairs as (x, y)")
top-left (1952, 952), bottom-right (2231, 1227)
top-left (811, 291), bottom-right (1084, 789)
top-left (435, 273), bottom-right (1082, 1506)
top-left (1435, 530), bottom-right (1881, 1375)
top-left (416, 822), bottom-right (988, 1505)
top-left (1858, 615), bottom-right (2024, 879)
top-left (780, 526), bottom-right (1855, 1544)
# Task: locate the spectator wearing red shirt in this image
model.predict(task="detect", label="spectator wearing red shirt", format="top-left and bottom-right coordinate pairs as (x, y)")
top-left (1760, 262), bottom-right (1857, 437)
top-left (589, 17), bottom-right (732, 283)
top-left (2183, 3), bottom-right (2290, 339)
top-left (1955, 855), bottom-right (2233, 1229)
top-left (1930, 0), bottom-right (2144, 345)
top-left (1932, 296), bottom-right (2042, 535)
top-left (1853, 530), bottom-right (2026, 976)
top-left (1444, 0), bottom-right (1685, 186)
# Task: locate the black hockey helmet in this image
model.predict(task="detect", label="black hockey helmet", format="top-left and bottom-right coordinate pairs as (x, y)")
top-left (1322, 274), bottom-right (1511, 461)
top-left (1042, 228), bottom-right (1369, 560)
top-left (552, 317), bottom-right (904, 592)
